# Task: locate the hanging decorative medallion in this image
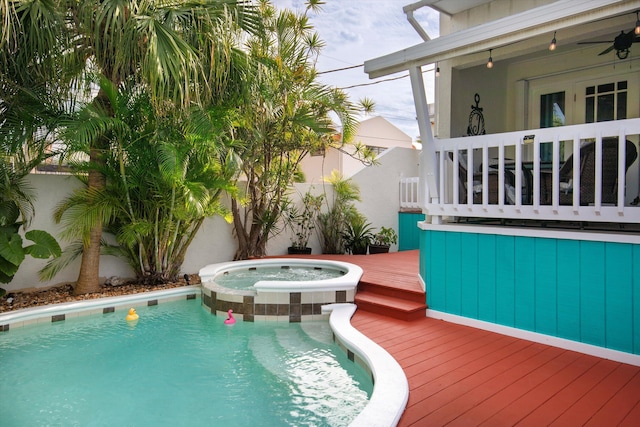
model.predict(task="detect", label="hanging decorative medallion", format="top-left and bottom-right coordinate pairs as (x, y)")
top-left (467, 93), bottom-right (486, 136)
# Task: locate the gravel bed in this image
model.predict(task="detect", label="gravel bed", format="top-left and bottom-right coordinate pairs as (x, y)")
top-left (0, 275), bottom-right (200, 313)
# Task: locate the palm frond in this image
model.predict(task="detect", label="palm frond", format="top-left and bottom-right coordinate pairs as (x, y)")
top-left (39, 241), bottom-right (84, 282)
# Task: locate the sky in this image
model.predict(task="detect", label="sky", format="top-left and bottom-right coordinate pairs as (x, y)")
top-left (270, 0), bottom-right (440, 140)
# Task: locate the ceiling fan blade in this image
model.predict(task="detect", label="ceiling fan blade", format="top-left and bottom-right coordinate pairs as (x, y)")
top-left (598, 45), bottom-right (615, 55)
top-left (577, 41), bottom-right (613, 44)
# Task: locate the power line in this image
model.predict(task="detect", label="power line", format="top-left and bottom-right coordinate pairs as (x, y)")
top-left (339, 74), bottom-right (407, 89)
top-left (317, 64), bottom-right (363, 74)
top-left (337, 65), bottom-right (435, 90)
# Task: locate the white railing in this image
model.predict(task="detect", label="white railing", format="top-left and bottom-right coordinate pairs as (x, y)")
top-left (399, 176), bottom-right (420, 210)
top-left (421, 118), bottom-right (640, 224)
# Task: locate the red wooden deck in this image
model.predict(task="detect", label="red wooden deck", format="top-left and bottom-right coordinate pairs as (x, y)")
top-left (299, 250), bottom-right (640, 426)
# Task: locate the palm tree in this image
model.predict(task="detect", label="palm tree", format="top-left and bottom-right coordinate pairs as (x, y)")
top-left (1, 1), bottom-right (260, 294)
top-left (41, 79), bottom-right (239, 282)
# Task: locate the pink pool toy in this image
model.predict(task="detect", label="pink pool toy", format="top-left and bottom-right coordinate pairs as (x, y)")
top-left (224, 309), bottom-right (236, 325)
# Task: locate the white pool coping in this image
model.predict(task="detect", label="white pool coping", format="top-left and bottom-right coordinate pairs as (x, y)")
top-left (323, 303), bottom-right (409, 427)
top-left (199, 258), bottom-right (363, 292)
top-left (0, 286), bottom-right (200, 326)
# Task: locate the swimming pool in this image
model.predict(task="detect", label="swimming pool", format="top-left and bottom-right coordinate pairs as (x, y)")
top-left (199, 258), bottom-right (363, 322)
top-left (0, 298), bottom-right (372, 426)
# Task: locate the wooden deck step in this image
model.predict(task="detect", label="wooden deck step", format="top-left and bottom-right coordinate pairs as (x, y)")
top-left (354, 291), bottom-right (427, 322)
top-left (278, 250), bottom-right (426, 321)
top-left (358, 280), bottom-right (425, 304)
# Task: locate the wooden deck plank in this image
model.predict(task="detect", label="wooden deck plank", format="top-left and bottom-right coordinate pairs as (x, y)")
top-left (406, 345), bottom-right (560, 426)
top-left (405, 337), bottom-right (520, 379)
top-left (458, 350), bottom-right (583, 426)
top-left (619, 400), bottom-right (640, 426)
top-left (518, 357), bottom-right (619, 426)
top-left (500, 353), bottom-right (601, 426)
top-left (587, 370), bottom-right (640, 426)
top-left (551, 363), bottom-right (640, 426)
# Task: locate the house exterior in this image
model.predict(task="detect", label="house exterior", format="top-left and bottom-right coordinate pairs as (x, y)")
top-left (300, 115), bottom-right (413, 182)
top-left (366, 0), bottom-right (640, 364)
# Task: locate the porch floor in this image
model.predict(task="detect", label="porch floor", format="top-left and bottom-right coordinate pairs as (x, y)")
top-left (295, 250), bottom-right (640, 426)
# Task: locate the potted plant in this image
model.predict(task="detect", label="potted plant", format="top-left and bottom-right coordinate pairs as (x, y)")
top-left (285, 190), bottom-right (324, 255)
top-left (342, 216), bottom-right (374, 255)
top-left (369, 226), bottom-right (398, 254)
top-left (316, 171), bottom-right (362, 254)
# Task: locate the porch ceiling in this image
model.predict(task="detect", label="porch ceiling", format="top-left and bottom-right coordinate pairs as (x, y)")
top-left (365, 0), bottom-right (640, 78)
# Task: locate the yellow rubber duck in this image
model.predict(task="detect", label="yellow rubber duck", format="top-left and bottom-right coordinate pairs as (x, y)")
top-left (125, 308), bottom-right (139, 322)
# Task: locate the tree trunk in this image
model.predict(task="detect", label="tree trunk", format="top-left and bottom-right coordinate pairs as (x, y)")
top-left (231, 198), bottom-right (268, 260)
top-left (231, 199), bottom-right (249, 260)
top-left (73, 140), bottom-right (108, 295)
top-left (74, 220), bottom-right (103, 295)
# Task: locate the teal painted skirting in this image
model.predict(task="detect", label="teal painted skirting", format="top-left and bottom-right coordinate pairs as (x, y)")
top-left (420, 229), bottom-right (640, 355)
top-left (398, 212), bottom-right (425, 251)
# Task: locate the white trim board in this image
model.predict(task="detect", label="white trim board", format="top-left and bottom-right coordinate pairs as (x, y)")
top-left (418, 221), bottom-right (640, 245)
top-left (426, 309), bottom-right (640, 367)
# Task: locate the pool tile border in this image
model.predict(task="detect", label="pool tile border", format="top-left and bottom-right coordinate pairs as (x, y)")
top-left (201, 286), bottom-right (355, 323)
top-left (0, 286), bottom-right (200, 332)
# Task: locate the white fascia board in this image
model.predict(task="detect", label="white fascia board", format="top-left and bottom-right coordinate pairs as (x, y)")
top-left (365, 0), bottom-right (640, 78)
top-left (420, 0), bottom-right (494, 16)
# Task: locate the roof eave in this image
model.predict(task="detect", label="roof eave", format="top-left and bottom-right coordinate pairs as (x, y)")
top-left (364, 0), bottom-right (640, 78)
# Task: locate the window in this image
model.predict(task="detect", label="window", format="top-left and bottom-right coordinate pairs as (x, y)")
top-left (539, 91), bottom-right (566, 161)
top-left (540, 91), bottom-right (566, 128)
top-left (585, 80), bottom-right (627, 123)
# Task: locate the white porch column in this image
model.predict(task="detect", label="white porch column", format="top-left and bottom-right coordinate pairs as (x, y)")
top-left (409, 66), bottom-right (439, 210)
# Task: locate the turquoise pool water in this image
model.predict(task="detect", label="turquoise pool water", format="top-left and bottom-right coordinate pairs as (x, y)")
top-left (0, 299), bottom-right (372, 426)
top-left (215, 266), bottom-right (344, 291)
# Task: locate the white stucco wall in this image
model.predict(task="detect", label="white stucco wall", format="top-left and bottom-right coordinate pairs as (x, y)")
top-left (7, 174), bottom-right (137, 292)
top-left (5, 176), bottom-right (333, 292)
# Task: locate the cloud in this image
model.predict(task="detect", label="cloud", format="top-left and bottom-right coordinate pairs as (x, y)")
top-left (337, 30), bottom-right (361, 44)
top-left (270, 0), bottom-right (440, 139)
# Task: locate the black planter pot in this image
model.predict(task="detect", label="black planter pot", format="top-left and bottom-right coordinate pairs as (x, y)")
top-left (368, 244), bottom-right (390, 254)
top-left (287, 246), bottom-right (312, 255)
top-left (350, 245), bottom-right (368, 255)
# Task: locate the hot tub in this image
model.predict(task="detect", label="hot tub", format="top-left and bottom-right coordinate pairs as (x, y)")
top-left (198, 258), bottom-right (363, 322)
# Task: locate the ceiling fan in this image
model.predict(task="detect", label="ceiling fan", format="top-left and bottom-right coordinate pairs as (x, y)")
top-left (578, 12), bottom-right (640, 60)
top-left (578, 29), bottom-right (639, 60)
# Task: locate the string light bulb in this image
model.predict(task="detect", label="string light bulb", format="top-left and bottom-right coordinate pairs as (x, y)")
top-left (549, 31), bottom-right (557, 51)
top-left (635, 11), bottom-right (640, 35)
top-left (487, 49), bottom-right (493, 69)
top-left (435, 63), bottom-right (440, 77)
